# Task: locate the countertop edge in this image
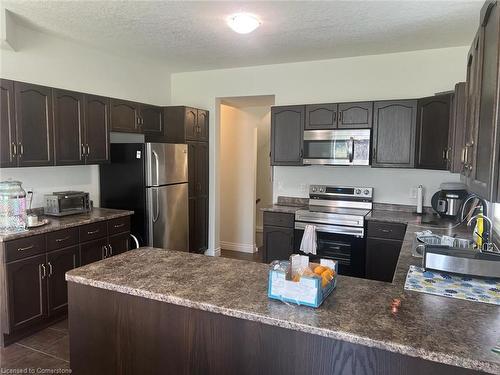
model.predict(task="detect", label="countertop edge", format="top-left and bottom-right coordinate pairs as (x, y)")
top-left (0, 209), bottom-right (134, 242)
top-left (65, 274), bottom-right (498, 374)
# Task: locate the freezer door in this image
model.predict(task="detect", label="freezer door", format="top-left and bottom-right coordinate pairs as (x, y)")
top-left (146, 143), bottom-right (188, 186)
top-left (147, 183), bottom-right (189, 251)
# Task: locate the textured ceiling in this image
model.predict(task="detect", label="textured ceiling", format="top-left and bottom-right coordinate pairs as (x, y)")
top-left (2, 0), bottom-right (482, 72)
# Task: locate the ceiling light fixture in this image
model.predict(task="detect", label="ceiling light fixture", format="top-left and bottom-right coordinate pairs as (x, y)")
top-left (227, 13), bottom-right (261, 34)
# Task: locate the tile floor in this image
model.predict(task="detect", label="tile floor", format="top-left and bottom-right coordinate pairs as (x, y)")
top-left (0, 319), bottom-right (70, 372)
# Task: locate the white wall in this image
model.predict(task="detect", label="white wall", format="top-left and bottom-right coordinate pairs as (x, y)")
top-left (255, 110), bottom-right (272, 230)
top-left (171, 46), bottom-right (469, 254)
top-left (0, 22), bottom-right (172, 206)
top-left (220, 104), bottom-right (271, 252)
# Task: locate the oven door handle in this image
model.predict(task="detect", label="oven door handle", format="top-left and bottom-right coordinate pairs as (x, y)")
top-left (295, 222), bottom-right (364, 237)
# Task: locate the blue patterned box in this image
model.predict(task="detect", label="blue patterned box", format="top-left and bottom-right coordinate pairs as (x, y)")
top-left (268, 261), bottom-right (338, 308)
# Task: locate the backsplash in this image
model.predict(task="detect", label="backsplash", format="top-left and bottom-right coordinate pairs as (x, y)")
top-left (273, 165), bottom-right (461, 207)
top-left (0, 165), bottom-right (100, 209)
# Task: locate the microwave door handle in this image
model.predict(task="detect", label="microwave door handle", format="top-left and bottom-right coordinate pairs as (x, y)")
top-left (349, 137), bottom-right (354, 163)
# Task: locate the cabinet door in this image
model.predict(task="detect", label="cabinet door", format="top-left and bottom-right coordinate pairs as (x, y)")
top-left (189, 196), bottom-right (208, 253)
top-left (469, 3), bottom-right (499, 199)
top-left (85, 95), bottom-right (110, 164)
top-left (14, 82), bottom-right (54, 167)
top-left (188, 142), bottom-right (197, 198)
top-left (110, 99), bottom-right (141, 133)
top-left (0, 79), bottom-right (17, 167)
top-left (416, 94), bottom-right (452, 170)
top-left (53, 89), bottom-right (85, 165)
top-left (197, 109), bottom-right (209, 142)
top-left (338, 102), bottom-right (373, 129)
top-left (142, 105), bottom-right (163, 135)
top-left (372, 100), bottom-right (417, 168)
top-left (264, 226), bottom-right (294, 263)
top-left (271, 105), bottom-right (304, 165)
top-left (5, 254), bottom-right (47, 332)
top-left (365, 238), bottom-right (402, 282)
top-left (448, 83), bottom-right (467, 173)
top-left (188, 141), bottom-right (209, 198)
top-left (47, 246), bottom-right (78, 316)
top-left (80, 238), bottom-right (107, 266)
top-left (184, 107), bottom-right (198, 141)
top-left (108, 232), bottom-right (130, 256)
top-left (305, 104), bottom-right (337, 130)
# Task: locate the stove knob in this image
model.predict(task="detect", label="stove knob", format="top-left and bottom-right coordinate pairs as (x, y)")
top-left (319, 187), bottom-right (324, 193)
top-left (355, 189), bottom-right (361, 195)
top-left (312, 187), bottom-right (317, 192)
top-left (364, 189), bottom-right (370, 195)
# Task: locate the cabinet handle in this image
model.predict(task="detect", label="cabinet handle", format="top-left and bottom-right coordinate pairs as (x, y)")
top-left (300, 149), bottom-right (303, 158)
top-left (11, 143), bottom-right (17, 156)
top-left (338, 111), bottom-right (343, 123)
top-left (86, 144), bottom-right (91, 156)
top-left (102, 245), bottom-right (108, 259)
top-left (18, 143), bottom-right (23, 156)
top-left (81, 144), bottom-right (86, 156)
top-left (55, 236), bottom-right (70, 243)
top-left (114, 223), bottom-right (125, 228)
top-left (40, 264), bottom-right (47, 279)
top-left (380, 229), bottom-right (392, 233)
top-left (108, 244), bottom-right (113, 256)
top-left (333, 112), bottom-right (337, 122)
top-left (87, 229), bottom-right (100, 235)
top-left (47, 262), bottom-right (53, 277)
top-left (17, 245), bottom-right (34, 252)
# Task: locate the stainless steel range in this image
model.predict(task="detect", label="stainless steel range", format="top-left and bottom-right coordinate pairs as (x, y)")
top-left (294, 185), bottom-right (373, 277)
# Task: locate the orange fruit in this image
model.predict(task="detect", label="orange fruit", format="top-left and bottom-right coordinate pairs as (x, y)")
top-left (314, 266), bottom-right (326, 275)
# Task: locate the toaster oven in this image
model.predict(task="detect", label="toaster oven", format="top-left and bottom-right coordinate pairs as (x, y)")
top-left (44, 191), bottom-right (91, 216)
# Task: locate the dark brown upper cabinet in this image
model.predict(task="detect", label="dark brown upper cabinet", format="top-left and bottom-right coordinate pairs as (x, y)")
top-left (14, 82), bottom-right (54, 167)
top-left (415, 94), bottom-right (452, 170)
top-left (372, 100), bottom-right (417, 168)
top-left (305, 104), bottom-right (337, 130)
top-left (469, 1), bottom-right (500, 201)
top-left (53, 89), bottom-right (85, 165)
top-left (85, 95), bottom-right (110, 164)
top-left (447, 82), bottom-right (467, 174)
top-left (156, 106), bottom-right (209, 143)
top-left (271, 105), bottom-right (304, 166)
top-left (110, 99), bottom-right (141, 133)
top-left (338, 102), bottom-right (373, 129)
top-left (0, 79), bottom-right (16, 168)
top-left (142, 105), bottom-right (163, 135)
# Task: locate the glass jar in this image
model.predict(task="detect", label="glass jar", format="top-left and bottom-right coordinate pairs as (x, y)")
top-left (0, 181), bottom-right (27, 232)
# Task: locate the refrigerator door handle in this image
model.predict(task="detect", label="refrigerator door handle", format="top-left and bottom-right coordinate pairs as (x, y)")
top-left (153, 187), bottom-right (160, 223)
top-left (152, 149), bottom-right (160, 186)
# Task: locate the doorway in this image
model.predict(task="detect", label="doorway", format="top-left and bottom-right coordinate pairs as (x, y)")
top-left (218, 95), bottom-right (275, 260)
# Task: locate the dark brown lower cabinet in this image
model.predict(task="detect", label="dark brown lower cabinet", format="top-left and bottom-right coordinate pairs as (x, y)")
top-left (189, 196), bottom-right (208, 254)
top-left (47, 246), bottom-right (79, 316)
top-left (108, 232), bottom-right (131, 256)
top-left (264, 226), bottom-right (294, 263)
top-left (80, 238), bottom-right (107, 266)
top-left (5, 254), bottom-right (47, 333)
top-left (365, 238), bottom-right (403, 282)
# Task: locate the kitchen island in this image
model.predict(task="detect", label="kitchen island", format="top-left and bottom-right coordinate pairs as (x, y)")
top-left (66, 219), bottom-right (499, 375)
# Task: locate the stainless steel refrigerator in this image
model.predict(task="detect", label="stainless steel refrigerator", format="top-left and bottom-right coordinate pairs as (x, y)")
top-left (100, 143), bottom-right (189, 251)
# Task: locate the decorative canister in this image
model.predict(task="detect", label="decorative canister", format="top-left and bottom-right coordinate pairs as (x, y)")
top-left (0, 180), bottom-right (27, 232)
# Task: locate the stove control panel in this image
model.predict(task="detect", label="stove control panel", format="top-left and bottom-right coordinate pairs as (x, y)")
top-left (309, 185), bottom-right (373, 199)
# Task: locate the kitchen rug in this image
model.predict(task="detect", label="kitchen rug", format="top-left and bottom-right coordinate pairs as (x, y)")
top-left (404, 265), bottom-right (500, 305)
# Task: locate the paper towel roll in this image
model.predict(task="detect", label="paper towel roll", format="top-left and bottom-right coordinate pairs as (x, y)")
top-left (416, 185), bottom-right (423, 214)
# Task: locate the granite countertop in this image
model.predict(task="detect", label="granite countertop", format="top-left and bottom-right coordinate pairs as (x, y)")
top-left (67, 210), bottom-right (500, 374)
top-left (0, 208), bottom-right (134, 242)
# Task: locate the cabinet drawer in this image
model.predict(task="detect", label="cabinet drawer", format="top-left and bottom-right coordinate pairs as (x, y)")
top-left (367, 221), bottom-right (407, 241)
top-left (79, 221), bottom-right (107, 242)
top-left (46, 227), bottom-right (79, 251)
top-left (108, 216), bottom-right (131, 235)
top-left (263, 212), bottom-right (295, 228)
top-left (5, 235), bottom-right (46, 263)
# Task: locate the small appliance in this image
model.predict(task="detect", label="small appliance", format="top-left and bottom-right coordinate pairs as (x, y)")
top-left (44, 191), bottom-right (91, 217)
top-left (302, 129), bottom-right (371, 166)
top-left (431, 182), bottom-right (468, 218)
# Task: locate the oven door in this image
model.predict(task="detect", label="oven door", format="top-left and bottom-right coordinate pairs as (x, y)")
top-left (294, 225), bottom-right (366, 277)
top-left (303, 129), bottom-right (370, 166)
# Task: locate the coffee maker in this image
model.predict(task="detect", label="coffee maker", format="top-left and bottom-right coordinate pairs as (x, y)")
top-left (431, 183), bottom-right (469, 219)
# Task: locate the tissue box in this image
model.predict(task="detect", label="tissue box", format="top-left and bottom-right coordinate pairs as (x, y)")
top-left (268, 259), bottom-right (338, 308)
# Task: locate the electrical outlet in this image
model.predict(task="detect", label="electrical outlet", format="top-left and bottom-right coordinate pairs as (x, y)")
top-left (409, 187), bottom-right (418, 199)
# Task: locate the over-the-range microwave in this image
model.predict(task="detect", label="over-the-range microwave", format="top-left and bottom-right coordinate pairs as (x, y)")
top-left (303, 129), bottom-right (371, 166)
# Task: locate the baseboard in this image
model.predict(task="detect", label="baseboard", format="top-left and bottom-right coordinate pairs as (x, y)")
top-left (220, 241), bottom-right (257, 253)
top-left (204, 247), bottom-right (221, 257)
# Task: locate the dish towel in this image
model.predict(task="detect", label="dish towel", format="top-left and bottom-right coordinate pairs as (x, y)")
top-left (300, 224), bottom-right (317, 255)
